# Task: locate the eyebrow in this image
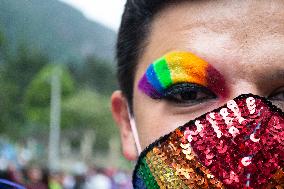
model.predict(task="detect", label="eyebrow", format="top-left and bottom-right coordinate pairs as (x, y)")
top-left (138, 51), bottom-right (228, 98)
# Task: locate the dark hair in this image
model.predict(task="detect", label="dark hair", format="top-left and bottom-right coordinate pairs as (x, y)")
top-left (116, 0), bottom-right (179, 112)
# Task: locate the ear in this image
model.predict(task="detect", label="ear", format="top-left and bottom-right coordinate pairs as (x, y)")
top-left (111, 90), bottom-right (138, 160)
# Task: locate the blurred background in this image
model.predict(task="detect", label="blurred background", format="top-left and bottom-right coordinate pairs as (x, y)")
top-left (0, 0), bottom-right (133, 188)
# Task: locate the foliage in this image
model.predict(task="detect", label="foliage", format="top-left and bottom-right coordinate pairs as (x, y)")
top-left (24, 64), bottom-right (75, 124)
top-left (62, 89), bottom-right (117, 151)
top-left (23, 60), bottom-right (117, 151)
top-left (0, 42), bottom-right (48, 137)
top-left (0, 29), bottom-right (6, 60)
top-left (68, 56), bottom-right (117, 95)
top-left (0, 5), bottom-right (120, 158)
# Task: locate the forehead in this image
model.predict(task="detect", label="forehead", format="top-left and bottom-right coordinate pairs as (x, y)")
top-left (135, 0), bottom-right (284, 80)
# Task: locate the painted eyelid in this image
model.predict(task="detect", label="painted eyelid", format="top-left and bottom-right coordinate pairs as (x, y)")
top-left (139, 52), bottom-right (208, 98)
top-left (138, 51), bottom-right (228, 99)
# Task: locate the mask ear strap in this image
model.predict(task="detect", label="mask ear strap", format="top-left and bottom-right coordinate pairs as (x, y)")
top-left (127, 107), bottom-right (142, 154)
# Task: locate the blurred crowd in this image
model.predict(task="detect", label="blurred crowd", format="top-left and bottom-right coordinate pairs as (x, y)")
top-left (0, 163), bottom-right (133, 189)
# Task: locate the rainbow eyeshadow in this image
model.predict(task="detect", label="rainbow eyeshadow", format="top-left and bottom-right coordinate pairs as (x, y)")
top-left (138, 51), bottom-right (228, 99)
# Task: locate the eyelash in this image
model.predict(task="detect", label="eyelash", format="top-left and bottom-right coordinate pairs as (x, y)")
top-left (268, 88), bottom-right (284, 101)
top-left (162, 83), bottom-right (217, 106)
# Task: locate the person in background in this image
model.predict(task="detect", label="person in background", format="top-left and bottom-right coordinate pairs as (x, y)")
top-left (48, 171), bottom-right (63, 189)
top-left (73, 174), bottom-right (85, 189)
top-left (84, 167), bottom-right (111, 189)
top-left (6, 163), bottom-right (24, 185)
top-left (24, 165), bottom-right (47, 189)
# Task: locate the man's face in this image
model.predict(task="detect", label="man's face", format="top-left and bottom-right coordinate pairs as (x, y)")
top-left (132, 0), bottom-right (284, 150)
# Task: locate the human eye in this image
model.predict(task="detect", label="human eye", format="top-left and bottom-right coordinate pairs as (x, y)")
top-left (162, 83), bottom-right (217, 106)
top-left (269, 87), bottom-right (284, 101)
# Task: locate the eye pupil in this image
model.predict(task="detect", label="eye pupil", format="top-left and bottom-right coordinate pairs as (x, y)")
top-left (180, 91), bottom-right (197, 100)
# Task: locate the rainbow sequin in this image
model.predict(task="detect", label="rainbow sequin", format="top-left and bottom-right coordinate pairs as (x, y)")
top-left (132, 94), bottom-right (284, 188)
top-left (138, 51), bottom-right (227, 99)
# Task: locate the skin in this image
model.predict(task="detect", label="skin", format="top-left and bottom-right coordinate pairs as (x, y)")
top-left (111, 0), bottom-right (284, 160)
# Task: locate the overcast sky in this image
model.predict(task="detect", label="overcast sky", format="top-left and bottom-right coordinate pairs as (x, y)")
top-left (59, 0), bottom-right (126, 31)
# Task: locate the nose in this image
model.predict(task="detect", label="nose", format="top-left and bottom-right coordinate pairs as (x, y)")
top-left (228, 79), bottom-right (262, 99)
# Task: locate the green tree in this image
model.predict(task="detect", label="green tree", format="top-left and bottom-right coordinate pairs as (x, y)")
top-left (0, 29), bottom-right (6, 61)
top-left (62, 89), bottom-right (117, 152)
top-left (24, 64), bottom-right (75, 125)
top-left (68, 56), bottom-right (117, 95)
top-left (0, 44), bottom-right (48, 137)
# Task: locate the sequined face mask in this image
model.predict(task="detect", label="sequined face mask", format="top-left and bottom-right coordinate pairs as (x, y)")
top-left (132, 94), bottom-right (284, 188)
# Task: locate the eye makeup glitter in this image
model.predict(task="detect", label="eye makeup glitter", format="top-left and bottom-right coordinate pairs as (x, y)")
top-left (138, 51), bottom-right (228, 99)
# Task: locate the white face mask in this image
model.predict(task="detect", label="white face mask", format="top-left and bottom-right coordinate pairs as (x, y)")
top-left (127, 106), bottom-right (142, 154)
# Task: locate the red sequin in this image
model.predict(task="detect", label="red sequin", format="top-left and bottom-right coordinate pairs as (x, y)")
top-left (183, 96), bottom-right (284, 188)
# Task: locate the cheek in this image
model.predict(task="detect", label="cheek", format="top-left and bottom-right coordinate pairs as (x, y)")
top-left (133, 94), bottom-right (220, 149)
top-left (135, 110), bottom-right (201, 149)
top-left (133, 96), bottom-right (166, 148)
top-left (133, 92), bottom-right (178, 148)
